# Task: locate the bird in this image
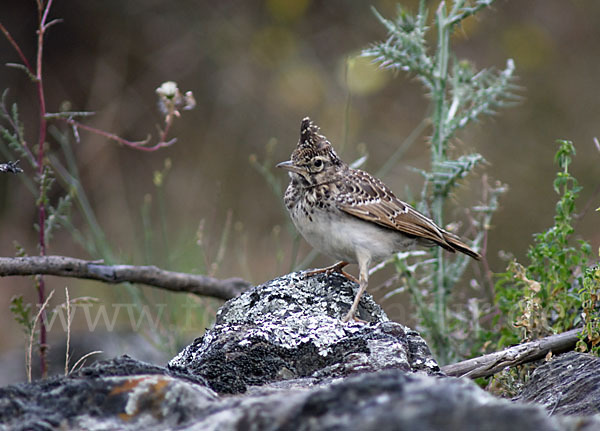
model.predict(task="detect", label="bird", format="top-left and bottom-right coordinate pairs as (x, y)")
top-left (277, 117), bottom-right (481, 323)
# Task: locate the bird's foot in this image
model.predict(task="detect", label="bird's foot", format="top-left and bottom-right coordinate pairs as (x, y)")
top-left (342, 310), bottom-right (366, 323)
top-left (304, 261), bottom-right (359, 284)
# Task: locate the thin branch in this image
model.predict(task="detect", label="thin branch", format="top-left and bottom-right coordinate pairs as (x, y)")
top-left (158, 112), bottom-right (175, 145)
top-left (0, 255), bottom-right (251, 300)
top-left (39, 0), bottom-right (55, 36)
top-left (5, 63), bottom-right (37, 81)
top-left (69, 350), bottom-right (103, 374)
top-left (34, 0), bottom-right (55, 379)
top-left (0, 22), bottom-right (34, 72)
top-left (441, 327), bottom-right (581, 379)
top-left (43, 18), bottom-right (63, 32)
top-left (60, 117), bottom-right (175, 152)
top-left (44, 111), bottom-right (96, 119)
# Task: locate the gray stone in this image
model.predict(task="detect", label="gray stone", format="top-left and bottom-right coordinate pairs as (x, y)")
top-left (0, 356), bottom-right (215, 431)
top-left (3, 358), bottom-right (600, 431)
top-left (517, 351), bottom-right (600, 416)
top-left (2, 272), bottom-right (600, 430)
top-left (168, 271), bottom-right (440, 394)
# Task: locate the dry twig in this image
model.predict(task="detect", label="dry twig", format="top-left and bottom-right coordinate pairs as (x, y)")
top-left (64, 287), bottom-right (70, 376)
top-left (0, 255), bottom-right (251, 300)
top-left (69, 351), bottom-right (103, 374)
top-left (442, 328), bottom-right (581, 379)
top-left (27, 289), bottom-right (55, 382)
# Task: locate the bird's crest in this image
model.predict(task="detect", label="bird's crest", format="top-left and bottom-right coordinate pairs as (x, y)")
top-left (292, 117), bottom-right (339, 163)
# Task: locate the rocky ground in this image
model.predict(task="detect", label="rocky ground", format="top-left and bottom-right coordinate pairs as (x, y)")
top-left (1, 271), bottom-right (599, 430)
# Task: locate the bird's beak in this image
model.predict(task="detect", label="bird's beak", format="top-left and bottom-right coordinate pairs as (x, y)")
top-left (276, 160), bottom-right (305, 175)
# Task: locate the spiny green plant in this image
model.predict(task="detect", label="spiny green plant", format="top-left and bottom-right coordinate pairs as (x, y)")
top-left (250, 1), bottom-right (515, 364)
top-left (363, 0), bottom-right (516, 364)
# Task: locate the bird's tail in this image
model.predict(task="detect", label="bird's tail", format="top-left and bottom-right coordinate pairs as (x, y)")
top-left (442, 231), bottom-right (482, 260)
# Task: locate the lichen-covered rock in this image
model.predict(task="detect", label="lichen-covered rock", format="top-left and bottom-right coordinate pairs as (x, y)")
top-left (517, 351), bottom-right (600, 416)
top-left (168, 271), bottom-right (440, 393)
top-left (3, 357), bottom-right (600, 431)
top-left (3, 272), bottom-right (600, 430)
top-left (0, 356), bottom-right (217, 431)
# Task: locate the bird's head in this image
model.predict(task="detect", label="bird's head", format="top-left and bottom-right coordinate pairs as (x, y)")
top-left (276, 117), bottom-right (344, 186)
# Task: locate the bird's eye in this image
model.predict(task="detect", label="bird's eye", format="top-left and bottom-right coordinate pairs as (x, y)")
top-left (313, 159), bottom-right (322, 168)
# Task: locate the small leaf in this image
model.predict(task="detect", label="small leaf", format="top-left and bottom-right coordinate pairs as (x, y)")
top-left (10, 295), bottom-right (33, 335)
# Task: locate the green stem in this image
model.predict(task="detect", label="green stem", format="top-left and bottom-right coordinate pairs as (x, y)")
top-left (433, 2), bottom-right (450, 163)
top-left (431, 2), bottom-right (452, 360)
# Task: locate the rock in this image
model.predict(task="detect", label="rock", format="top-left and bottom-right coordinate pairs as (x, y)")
top-left (0, 356), bottom-right (217, 431)
top-left (517, 351), bottom-right (600, 416)
top-left (167, 271), bottom-right (440, 393)
top-left (2, 272), bottom-right (600, 430)
top-left (2, 356), bottom-right (600, 431)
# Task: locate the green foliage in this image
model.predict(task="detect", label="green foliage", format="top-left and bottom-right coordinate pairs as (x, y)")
top-left (446, 60), bottom-right (519, 138)
top-left (365, 0), bottom-right (514, 364)
top-left (485, 141), bottom-right (600, 394)
top-left (424, 153), bottom-right (486, 198)
top-left (45, 193), bottom-right (73, 245)
top-left (9, 295), bottom-right (34, 336)
top-left (578, 266), bottom-right (600, 353)
top-left (493, 141), bottom-right (599, 351)
top-left (1, 0), bottom-right (201, 367)
top-left (366, 6), bottom-right (433, 87)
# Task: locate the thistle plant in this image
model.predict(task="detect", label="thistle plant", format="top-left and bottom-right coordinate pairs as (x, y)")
top-left (363, 0), bottom-right (517, 363)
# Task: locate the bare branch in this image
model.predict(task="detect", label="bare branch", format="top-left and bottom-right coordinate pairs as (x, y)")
top-left (0, 255), bottom-right (251, 300)
top-left (442, 327), bottom-right (581, 379)
top-left (58, 117), bottom-right (176, 152)
top-left (42, 18), bottom-right (63, 32)
top-left (6, 63), bottom-right (38, 81)
top-left (44, 111), bottom-right (96, 119)
top-left (0, 21), bottom-right (34, 72)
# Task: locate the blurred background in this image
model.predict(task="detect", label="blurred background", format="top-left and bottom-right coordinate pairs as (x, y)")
top-left (0, 0), bottom-right (598, 383)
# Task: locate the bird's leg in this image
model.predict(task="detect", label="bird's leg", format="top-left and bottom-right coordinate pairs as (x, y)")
top-left (342, 254), bottom-right (370, 322)
top-left (304, 261), bottom-right (358, 283)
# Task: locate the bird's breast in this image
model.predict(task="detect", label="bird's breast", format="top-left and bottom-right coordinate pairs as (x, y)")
top-left (286, 192), bottom-right (415, 263)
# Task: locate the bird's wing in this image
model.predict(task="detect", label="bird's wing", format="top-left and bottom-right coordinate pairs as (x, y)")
top-left (335, 170), bottom-right (453, 250)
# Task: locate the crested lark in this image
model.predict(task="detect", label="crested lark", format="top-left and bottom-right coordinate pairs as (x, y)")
top-left (277, 117), bottom-right (481, 322)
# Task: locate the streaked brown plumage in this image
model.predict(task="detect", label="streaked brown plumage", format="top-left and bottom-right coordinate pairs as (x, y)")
top-left (277, 117), bottom-right (480, 322)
